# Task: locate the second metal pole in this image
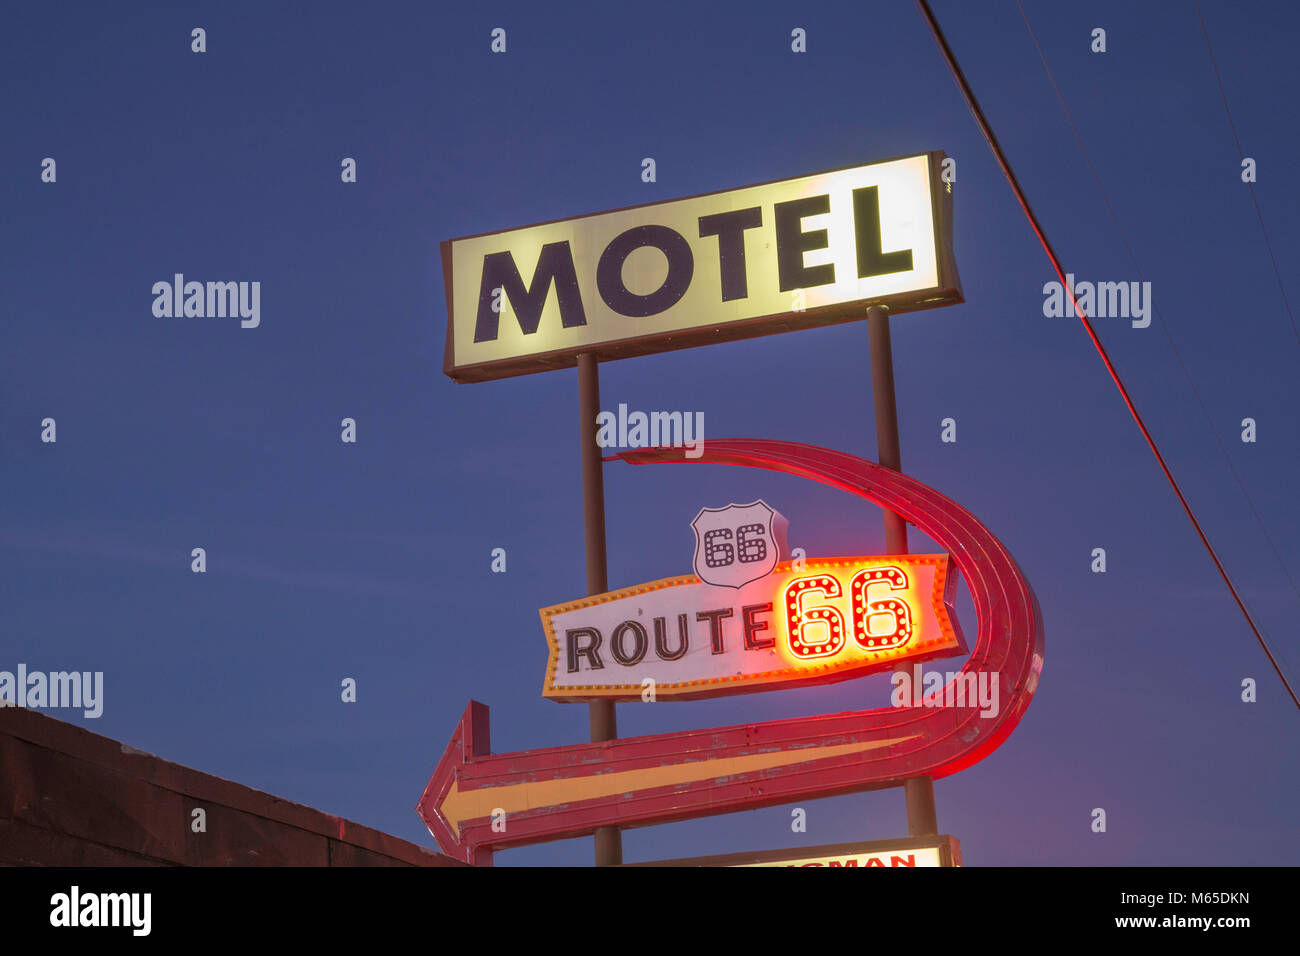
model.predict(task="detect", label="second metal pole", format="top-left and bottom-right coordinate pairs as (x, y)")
top-left (577, 352), bottom-right (623, 866)
top-left (868, 305), bottom-right (939, 838)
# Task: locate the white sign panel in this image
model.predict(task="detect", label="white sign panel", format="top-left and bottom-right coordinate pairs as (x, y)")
top-left (443, 152), bottom-right (959, 381)
top-left (541, 553), bottom-right (965, 702)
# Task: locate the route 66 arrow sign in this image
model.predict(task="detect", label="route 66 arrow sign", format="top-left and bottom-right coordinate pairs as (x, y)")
top-left (417, 439), bottom-right (1043, 864)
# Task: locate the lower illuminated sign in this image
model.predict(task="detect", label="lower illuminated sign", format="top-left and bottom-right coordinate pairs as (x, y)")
top-left (541, 550), bottom-right (965, 702)
top-left (629, 835), bottom-right (961, 868)
top-left (420, 440), bottom-right (1043, 864)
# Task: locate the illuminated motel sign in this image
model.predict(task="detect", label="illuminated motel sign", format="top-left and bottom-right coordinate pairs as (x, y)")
top-left (442, 153), bottom-right (959, 382)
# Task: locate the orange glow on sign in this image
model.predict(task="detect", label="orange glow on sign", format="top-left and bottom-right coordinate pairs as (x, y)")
top-left (541, 554), bottom-right (965, 702)
top-left (782, 563), bottom-right (915, 663)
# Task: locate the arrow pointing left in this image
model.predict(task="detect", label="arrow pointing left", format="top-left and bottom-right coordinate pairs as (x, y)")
top-left (417, 698), bottom-right (922, 865)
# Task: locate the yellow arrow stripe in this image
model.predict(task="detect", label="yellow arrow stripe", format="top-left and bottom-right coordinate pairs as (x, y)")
top-left (441, 734), bottom-right (919, 836)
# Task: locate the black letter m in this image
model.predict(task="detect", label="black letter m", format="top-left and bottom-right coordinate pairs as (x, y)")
top-left (474, 241), bottom-right (588, 342)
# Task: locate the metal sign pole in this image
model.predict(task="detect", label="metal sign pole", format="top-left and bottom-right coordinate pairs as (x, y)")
top-left (869, 305), bottom-right (940, 837)
top-left (577, 352), bottom-right (623, 866)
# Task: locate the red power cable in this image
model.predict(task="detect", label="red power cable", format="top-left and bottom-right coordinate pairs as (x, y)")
top-left (1014, 0), bottom-right (1300, 618)
top-left (914, 0), bottom-right (1299, 713)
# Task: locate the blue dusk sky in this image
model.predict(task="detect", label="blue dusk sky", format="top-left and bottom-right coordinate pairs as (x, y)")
top-left (2, 0), bottom-right (1297, 865)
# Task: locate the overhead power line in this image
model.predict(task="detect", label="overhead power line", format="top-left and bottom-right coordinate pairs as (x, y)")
top-left (1193, 0), bottom-right (1300, 348)
top-left (913, 0), bottom-right (1299, 713)
top-left (1013, 0), bottom-right (1300, 638)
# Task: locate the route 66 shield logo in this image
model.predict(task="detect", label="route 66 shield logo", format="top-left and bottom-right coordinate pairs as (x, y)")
top-left (691, 500), bottom-right (789, 588)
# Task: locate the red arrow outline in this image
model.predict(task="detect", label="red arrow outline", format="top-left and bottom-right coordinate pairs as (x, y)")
top-left (417, 439), bottom-right (1044, 864)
